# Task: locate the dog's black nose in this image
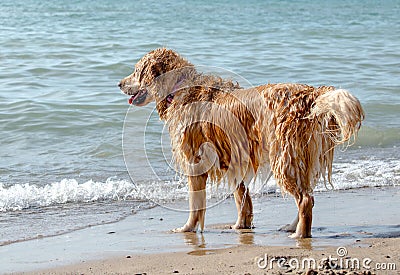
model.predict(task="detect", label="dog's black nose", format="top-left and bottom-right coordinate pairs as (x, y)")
top-left (118, 81), bottom-right (122, 87)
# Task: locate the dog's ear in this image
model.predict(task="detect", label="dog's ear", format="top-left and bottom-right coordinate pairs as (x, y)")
top-left (152, 48), bottom-right (187, 75)
top-left (151, 61), bottom-right (164, 77)
top-left (155, 49), bottom-right (175, 73)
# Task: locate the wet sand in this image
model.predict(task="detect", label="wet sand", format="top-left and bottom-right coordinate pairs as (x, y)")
top-left (24, 238), bottom-right (399, 274)
top-left (3, 186), bottom-right (399, 274)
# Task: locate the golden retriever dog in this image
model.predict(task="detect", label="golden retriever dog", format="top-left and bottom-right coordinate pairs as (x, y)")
top-left (119, 48), bottom-right (364, 238)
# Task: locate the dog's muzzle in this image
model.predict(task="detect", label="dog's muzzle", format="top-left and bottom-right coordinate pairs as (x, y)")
top-left (128, 89), bottom-right (147, 105)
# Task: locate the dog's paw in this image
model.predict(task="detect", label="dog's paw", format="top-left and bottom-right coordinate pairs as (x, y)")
top-left (172, 225), bottom-right (197, 233)
top-left (230, 223), bottom-right (254, 230)
top-left (289, 232), bottom-right (312, 238)
top-left (278, 224), bottom-right (296, 233)
top-left (172, 227), bottom-right (186, 233)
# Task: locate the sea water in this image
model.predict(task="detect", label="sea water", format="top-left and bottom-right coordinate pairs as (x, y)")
top-left (0, 0), bottom-right (399, 246)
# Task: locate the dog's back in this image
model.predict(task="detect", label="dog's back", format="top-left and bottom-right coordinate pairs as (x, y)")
top-left (167, 83), bottom-right (364, 194)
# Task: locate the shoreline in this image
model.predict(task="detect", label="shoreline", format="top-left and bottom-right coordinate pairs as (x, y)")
top-left (2, 186), bottom-right (399, 274)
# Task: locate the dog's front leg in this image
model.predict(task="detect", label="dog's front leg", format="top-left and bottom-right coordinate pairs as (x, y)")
top-left (173, 174), bottom-right (207, 233)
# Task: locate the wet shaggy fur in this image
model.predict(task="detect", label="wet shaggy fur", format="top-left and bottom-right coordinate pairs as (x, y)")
top-left (119, 48), bottom-right (364, 238)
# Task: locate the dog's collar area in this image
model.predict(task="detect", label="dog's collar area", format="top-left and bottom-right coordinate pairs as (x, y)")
top-left (166, 93), bottom-right (174, 104)
top-left (171, 76), bottom-right (186, 94)
top-left (166, 76), bottom-right (186, 107)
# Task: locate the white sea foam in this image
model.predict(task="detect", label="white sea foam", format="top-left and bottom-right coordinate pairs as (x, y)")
top-left (326, 158), bottom-right (400, 190)
top-left (252, 158), bottom-right (399, 194)
top-left (0, 178), bottom-right (138, 212)
top-left (1, 156), bottom-right (398, 212)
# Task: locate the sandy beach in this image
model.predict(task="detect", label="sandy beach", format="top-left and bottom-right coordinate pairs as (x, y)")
top-left (24, 238), bottom-right (400, 274)
top-left (2, 186), bottom-right (398, 274)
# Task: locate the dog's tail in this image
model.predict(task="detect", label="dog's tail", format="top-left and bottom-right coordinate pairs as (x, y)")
top-left (310, 89), bottom-right (365, 145)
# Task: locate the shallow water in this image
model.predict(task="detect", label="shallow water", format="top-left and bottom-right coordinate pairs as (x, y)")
top-left (0, 0), bottom-right (399, 246)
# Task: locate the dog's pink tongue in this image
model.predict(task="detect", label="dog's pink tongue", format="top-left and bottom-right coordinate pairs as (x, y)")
top-left (128, 96), bottom-right (134, 105)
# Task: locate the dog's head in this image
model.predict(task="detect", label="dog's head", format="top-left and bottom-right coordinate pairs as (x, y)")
top-left (119, 48), bottom-right (192, 106)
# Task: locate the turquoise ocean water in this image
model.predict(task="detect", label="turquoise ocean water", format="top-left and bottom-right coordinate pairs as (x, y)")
top-left (0, 0), bottom-right (399, 246)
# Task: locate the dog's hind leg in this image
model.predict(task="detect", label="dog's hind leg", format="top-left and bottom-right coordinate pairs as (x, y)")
top-left (231, 181), bottom-right (253, 229)
top-left (279, 198), bottom-right (301, 232)
top-left (173, 174), bottom-right (207, 233)
top-left (280, 195), bottom-right (314, 232)
top-left (289, 193), bottom-right (314, 238)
